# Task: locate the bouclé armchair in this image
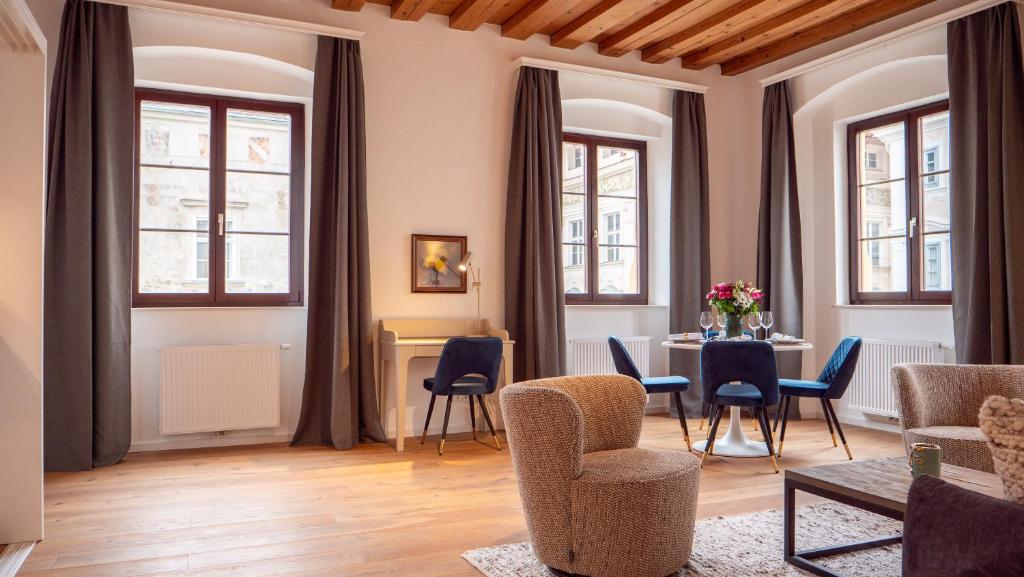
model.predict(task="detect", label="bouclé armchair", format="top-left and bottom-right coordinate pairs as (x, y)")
top-left (500, 374), bottom-right (700, 577)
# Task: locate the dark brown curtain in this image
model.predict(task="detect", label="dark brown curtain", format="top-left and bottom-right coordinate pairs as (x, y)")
top-left (504, 66), bottom-right (566, 382)
top-left (292, 37), bottom-right (384, 449)
top-left (668, 90), bottom-right (710, 417)
top-left (757, 80), bottom-right (803, 416)
top-left (44, 0), bottom-right (133, 471)
top-left (949, 2), bottom-right (1024, 365)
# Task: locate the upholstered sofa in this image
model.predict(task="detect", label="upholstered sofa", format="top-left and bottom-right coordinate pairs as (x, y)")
top-left (500, 374), bottom-right (700, 577)
top-left (891, 364), bottom-right (1024, 472)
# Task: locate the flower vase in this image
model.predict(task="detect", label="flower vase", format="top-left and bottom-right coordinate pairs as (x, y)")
top-left (724, 313), bottom-right (743, 339)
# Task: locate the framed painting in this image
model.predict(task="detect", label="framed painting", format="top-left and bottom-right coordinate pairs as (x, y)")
top-left (411, 234), bottom-right (467, 293)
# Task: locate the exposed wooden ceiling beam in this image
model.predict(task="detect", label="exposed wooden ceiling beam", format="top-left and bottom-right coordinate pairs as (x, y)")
top-left (449, 0), bottom-right (506, 30)
top-left (332, 0), bottom-right (366, 11)
top-left (596, 0), bottom-right (707, 58)
top-left (503, 0), bottom-right (585, 40)
top-left (391, 0), bottom-right (439, 20)
top-left (640, 0), bottom-right (800, 64)
top-left (550, 0), bottom-right (639, 49)
top-left (677, 0), bottom-right (869, 69)
top-left (719, 0), bottom-right (939, 75)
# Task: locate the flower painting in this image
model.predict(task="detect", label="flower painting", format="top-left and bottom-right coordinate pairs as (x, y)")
top-left (411, 234), bottom-right (467, 293)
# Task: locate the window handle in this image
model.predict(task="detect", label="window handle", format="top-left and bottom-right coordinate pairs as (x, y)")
top-left (593, 229), bottom-right (599, 240)
top-left (909, 217), bottom-right (917, 239)
top-left (218, 213), bottom-right (225, 236)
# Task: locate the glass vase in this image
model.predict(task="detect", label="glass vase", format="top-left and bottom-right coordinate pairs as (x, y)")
top-left (724, 313), bottom-right (743, 339)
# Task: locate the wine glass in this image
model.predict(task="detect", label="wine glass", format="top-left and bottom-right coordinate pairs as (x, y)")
top-left (699, 311), bottom-right (713, 341)
top-left (713, 309), bottom-right (724, 340)
top-left (761, 311), bottom-right (774, 340)
top-left (747, 312), bottom-right (762, 340)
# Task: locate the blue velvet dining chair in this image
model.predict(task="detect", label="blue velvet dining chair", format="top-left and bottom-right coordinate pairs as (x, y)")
top-left (700, 340), bottom-right (780, 472)
top-left (608, 336), bottom-right (692, 451)
top-left (421, 336), bottom-right (504, 455)
top-left (699, 330), bottom-right (756, 431)
top-left (773, 337), bottom-right (862, 460)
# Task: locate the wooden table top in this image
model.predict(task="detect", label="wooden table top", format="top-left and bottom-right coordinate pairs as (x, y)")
top-left (786, 457), bottom-right (1004, 514)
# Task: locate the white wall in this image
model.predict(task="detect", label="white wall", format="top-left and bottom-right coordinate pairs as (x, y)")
top-left (0, 16), bottom-right (46, 543)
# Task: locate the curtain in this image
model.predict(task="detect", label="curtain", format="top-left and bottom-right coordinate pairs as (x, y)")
top-left (757, 80), bottom-right (804, 416)
top-left (292, 37), bottom-right (385, 449)
top-left (504, 66), bottom-right (566, 382)
top-left (949, 2), bottom-right (1024, 365)
top-left (44, 0), bottom-right (133, 471)
top-left (668, 90), bottom-right (710, 417)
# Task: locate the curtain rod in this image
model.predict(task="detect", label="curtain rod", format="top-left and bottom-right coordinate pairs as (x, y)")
top-left (759, 0), bottom-right (1019, 86)
top-left (515, 57), bottom-right (709, 94)
top-left (95, 0), bottom-right (364, 41)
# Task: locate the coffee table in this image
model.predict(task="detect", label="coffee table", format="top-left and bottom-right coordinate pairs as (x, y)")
top-left (784, 457), bottom-right (1003, 577)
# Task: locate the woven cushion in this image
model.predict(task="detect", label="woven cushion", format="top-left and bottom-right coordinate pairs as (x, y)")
top-left (903, 475), bottom-right (1024, 577)
top-left (905, 426), bottom-right (994, 473)
top-left (980, 396), bottom-right (1024, 504)
top-left (570, 448), bottom-right (700, 577)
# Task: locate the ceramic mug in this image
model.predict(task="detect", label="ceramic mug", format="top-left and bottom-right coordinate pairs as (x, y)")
top-left (909, 443), bottom-right (942, 478)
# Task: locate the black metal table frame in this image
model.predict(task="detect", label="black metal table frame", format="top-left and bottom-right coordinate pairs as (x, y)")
top-left (784, 477), bottom-right (903, 577)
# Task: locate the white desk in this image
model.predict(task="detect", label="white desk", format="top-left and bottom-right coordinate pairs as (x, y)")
top-left (661, 339), bottom-right (813, 457)
top-left (378, 319), bottom-right (514, 452)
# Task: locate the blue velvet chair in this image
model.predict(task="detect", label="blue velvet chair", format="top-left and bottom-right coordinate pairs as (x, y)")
top-left (608, 336), bottom-right (692, 451)
top-left (421, 336), bottom-right (503, 455)
top-left (699, 330), bottom-right (757, 431)
top-left (700, 340), bottom-right (780, 472)
top-left (773, 336), bottom-right (862, 460)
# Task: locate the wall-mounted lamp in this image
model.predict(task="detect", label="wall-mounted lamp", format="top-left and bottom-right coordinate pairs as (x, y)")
top-left (458, 252), bottom-right (484, 335)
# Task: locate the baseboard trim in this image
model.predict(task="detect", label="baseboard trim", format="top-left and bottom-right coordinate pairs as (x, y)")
top-left (129, 432), bottom-right (294, 453)
top-left (0, 542), bottom-right (34, 577)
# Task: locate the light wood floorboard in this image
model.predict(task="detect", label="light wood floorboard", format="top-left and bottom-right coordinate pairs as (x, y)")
top-left (25, 416), bottom-right (904, 577)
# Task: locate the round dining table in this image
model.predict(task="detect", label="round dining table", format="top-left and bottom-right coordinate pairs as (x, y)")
top-left (661, 339), bottom-right (814, 457)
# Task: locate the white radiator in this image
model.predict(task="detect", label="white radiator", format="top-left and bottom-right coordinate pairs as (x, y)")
top-left (160, 344), bottom-right (281, 435)
top-left (571, 337), bottom-right (650, 377)
top-left (846, 338), bottom-right (942, 418)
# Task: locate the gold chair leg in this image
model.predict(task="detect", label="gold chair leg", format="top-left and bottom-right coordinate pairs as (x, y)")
top-left (769, 452), bottom-right (780, 473)
top-left (843, 442), bottom-right (853, 460)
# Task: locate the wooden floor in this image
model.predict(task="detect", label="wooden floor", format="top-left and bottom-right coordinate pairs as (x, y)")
top-left (23, 416), bottom-right (903, 577)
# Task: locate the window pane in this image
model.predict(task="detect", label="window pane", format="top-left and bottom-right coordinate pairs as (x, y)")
top-left (859, 180), bottom-right (907, 238)
top-left (597, 146), bottom-right (638, 197)
top-left (226, 109), bottom-right (293, 173)
top-left (562, 245), bottom-right (587, 294)
top-left (562, 142), bottom-right (585, 192)
top-left (920, 111), bottom-right (949, 173)
top-left (921, 233), bottom-right (952, 291)
top-left (561, 194), bottom-right (585, 243)
top-left (139, 166), bottom-right (210, 230)
top-left (922, 173), bottom-right (951, 233)
top-left (858, 238), bottom-right (907, 292)
top-left (225, 172), bottom-right (291, 234)
top-left (598, 197), bottom-right (637, 246)
top-left (138, 230), bottom-right (209, 293)
top-left (224, 233), bottom-right (290, 293)
top-left (598, 246), bottom-right (639, 294)
top-left (140, 101), bottom-right (211, 168)
top-left (858, 122), bottom-right (905, 183)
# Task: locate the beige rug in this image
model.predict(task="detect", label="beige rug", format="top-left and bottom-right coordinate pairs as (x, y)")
top-left (463, 502), bottom-right (902, 577)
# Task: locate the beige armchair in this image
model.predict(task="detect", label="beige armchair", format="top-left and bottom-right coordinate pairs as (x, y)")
top-left (891, 364), bottom-right (1024, 473)
top-left (500, 374), bottom-right (700, 577)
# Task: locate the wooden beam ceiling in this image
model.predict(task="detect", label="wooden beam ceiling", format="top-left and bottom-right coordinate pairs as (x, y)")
top-left (338, 0), bottom-right (942, 75)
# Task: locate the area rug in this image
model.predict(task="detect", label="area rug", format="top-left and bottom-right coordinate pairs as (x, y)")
top-left (463, 502), bottom-right (902, 577)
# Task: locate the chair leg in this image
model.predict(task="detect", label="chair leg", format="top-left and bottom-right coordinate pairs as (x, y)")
top-left (820, 399), bottom-right (838, 447)
top-left (777, 396), bottom-right (792, 458)
top-left (756, 407), bottom-right (779, 474)
top-left (438, 395), bottom-right (454, 455)
top-left (700, 404), bottom-right (725, 468)
top-left (699, 402), bottom-right (709, 431)
top-left (421, 394), bottom-right (437, 445)
top-left (773, 396), bottom-right (786, 433)
top-left (824, 399), bottom-right (852, 460)
top-left (477, 395), bottom-right (501, 451)
top-left (468, 395), bottom-right (477, 441)
top-left (672, 392), bottom-right (692, 452)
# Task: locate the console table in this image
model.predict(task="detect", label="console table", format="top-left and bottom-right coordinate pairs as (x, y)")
top-left (377, 318), bottom-right (514, 452)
